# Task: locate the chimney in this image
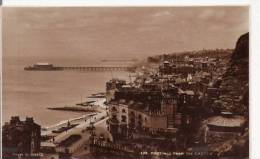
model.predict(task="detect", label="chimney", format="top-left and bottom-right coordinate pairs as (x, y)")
top-left (10, 116), bottom-right (20, 125)
top-left (25, 117), bottom-right (34, 124)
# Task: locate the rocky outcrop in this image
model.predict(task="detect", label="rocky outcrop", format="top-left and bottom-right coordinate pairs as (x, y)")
top-left (231, 32), bottom-right (249, 61)
top-left (217, 32), bottom-right (249, 115)
top-left (209, 32), bottom-right (249, 158)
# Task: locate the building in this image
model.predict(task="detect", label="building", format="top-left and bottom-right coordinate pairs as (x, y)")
top-left (205, 112), bottom-right (246, 144)
top-left (106, 79), bottom-right (126, 103)
top-left (2, 116), bottom-right (41, 159)
top-left (107, 77), bottom-right (182, 141)
top-left (159, 61), bottom-right (196, 76)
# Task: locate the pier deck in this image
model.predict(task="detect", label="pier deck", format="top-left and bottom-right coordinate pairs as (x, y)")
top-left (59, 66), bottom-right (135, 71)
top-left (25, 65), bottom-right (136, 71)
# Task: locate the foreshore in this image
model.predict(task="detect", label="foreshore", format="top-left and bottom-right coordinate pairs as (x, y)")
top-left (41, 98), bottom-right (107, 136)
top-left (41, 109), bottom-right (110, 156)
top-left (40, 96), bottom-right (109, 157)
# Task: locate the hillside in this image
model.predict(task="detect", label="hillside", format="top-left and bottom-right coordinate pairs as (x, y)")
top-left (209, 32), bottom-right (249, 158)
top-left (218, 32), bottom-right (249, 115)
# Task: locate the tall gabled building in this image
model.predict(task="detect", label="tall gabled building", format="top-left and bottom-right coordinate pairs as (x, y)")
top-left (2, 116), bottom-right (41, 159)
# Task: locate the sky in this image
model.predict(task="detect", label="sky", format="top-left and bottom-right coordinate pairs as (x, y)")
top-left (2, 7), bottom-right (249, 61)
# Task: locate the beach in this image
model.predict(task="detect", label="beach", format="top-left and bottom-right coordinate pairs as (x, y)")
top-left (41, 98), bottom-right (106, 135)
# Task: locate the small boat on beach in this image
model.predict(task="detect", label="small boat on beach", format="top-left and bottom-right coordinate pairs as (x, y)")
top-left (88, 92), bottom-right (106, 98)
top-left (76, 101), bottom-right (95, 106)
top-left (52, 123), bottom-right (79, 133)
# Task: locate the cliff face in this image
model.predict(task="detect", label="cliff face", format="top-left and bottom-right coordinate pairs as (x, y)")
top-left (218, 32), bottom-right (249, 115)
top-left (228, 32), bottom-right (249, 81)
top-left (209, 32), bottom-right (249, 158)
top-left (231, 32), bottom-right (249, 61)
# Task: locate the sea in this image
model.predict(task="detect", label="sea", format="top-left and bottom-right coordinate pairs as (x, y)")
top-left (2, 56), bottom-right (132, 127)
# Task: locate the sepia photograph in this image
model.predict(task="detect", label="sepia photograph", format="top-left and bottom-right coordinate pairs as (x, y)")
top-left (1, 4), bottom-right (249, 159)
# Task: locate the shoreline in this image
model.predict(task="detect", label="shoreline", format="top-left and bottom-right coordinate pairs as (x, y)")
top-left (42, 113), bottom-right (97, 131)
top-left (41, 98), bottom-right (107, 135)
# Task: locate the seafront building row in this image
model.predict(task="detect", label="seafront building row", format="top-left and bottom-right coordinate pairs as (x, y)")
top-left (105, 55), bottom-right (246, 152)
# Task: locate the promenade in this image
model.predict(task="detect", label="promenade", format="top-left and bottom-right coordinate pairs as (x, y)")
top-left (41, 98), bottom-right (111, 155)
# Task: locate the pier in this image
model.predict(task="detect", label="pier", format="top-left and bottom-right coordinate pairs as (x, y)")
top-left (60, 66), bottom-right (135, 71)
top-left (24, 63), bottom-right (136, 72)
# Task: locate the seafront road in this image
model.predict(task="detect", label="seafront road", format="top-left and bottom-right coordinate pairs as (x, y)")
top-left (42, 98), bottom-right (111, 154)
